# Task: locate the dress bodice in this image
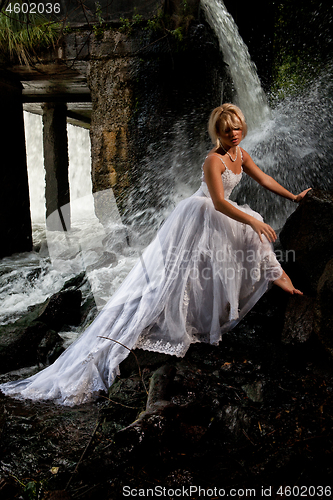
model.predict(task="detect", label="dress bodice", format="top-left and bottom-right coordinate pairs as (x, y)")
top-left (201, 151), bottom-right (243, 199)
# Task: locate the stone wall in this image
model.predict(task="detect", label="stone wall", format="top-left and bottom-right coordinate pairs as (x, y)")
top-left (57, 0), bottom-right (201, 24)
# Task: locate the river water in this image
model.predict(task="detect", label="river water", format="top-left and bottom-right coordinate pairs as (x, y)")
top-left (1, 0), bottom-right (332, 331)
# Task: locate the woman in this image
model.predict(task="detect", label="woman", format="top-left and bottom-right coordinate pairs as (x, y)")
top-left (204, 104), bottom-right (310, 294)
top-left (0, 104), bottom-right (310, 406)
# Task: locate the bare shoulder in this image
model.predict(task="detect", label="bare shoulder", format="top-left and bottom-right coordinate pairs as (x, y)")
top-left (203, 152), bottom-right (225, 175)
top-left (240, 147), bottom-right (267, 182)
top-left (240, 147), bottom-right (252, 164)
top-left (240, 147), bottom-right (258, 173)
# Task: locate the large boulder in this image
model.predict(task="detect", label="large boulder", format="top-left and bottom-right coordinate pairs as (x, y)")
top-left (0, 284), bottom-right (82, 373)
top-left (279, 189), bottom-right (333, 294)
top-left (280, 189), bottom-right (333, 358)
top-left (281, 294), bottom-right (315, 345)
top-left (314, 259), bottom-right (333, 358)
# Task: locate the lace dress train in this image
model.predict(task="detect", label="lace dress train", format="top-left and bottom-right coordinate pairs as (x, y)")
top-left (0, 160), bottom-right (282, 405)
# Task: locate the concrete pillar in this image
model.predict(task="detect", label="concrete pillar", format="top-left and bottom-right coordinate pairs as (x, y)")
top-left (42, 102), bottom-right (70, 231)
top-left (0, 71), bottom-right (32, 258)
top-left (88, 56), bottom-right (133, 216)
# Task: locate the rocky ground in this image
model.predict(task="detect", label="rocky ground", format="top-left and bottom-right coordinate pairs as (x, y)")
top-left (1, 190), bottom-right (333, 499)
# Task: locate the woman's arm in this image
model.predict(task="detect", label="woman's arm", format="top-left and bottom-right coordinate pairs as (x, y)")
top-left (241, 149), bottom-right (311, 202)
top-left (203, 155), bottom-right (277, 242)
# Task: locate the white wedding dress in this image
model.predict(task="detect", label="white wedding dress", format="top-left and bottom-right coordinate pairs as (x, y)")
top-left (0, 153), bottom-right (282, 406)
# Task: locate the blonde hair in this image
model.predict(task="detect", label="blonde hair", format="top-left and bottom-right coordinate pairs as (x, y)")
top-left (208, 103), bottom-right (247, 146)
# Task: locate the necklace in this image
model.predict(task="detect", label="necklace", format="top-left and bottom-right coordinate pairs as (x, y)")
top-left (220, 142), bottom-right (238, 162)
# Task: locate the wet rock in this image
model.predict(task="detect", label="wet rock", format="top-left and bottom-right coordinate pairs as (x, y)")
top-left (279, 190), bottom-right (333, 358)
top-left (1, 313), bottom-right (333, 498)
top-left (0, 285), bottom-right (82, 373)
top-left (165, 469), bottom-right (195, 488)
top-left (241, 380), bottom-right (264, 403)
top-left (37, 289), bottom-right (82, 329)
top-left (0, 477), bottom-right (21, 500)
top-left (281, 294), bottom-right (315, 345)
top-left (0, 408), bottom-right (6, 438)
top-left (0, 321), bottom-right (50, 372)
top-left (43, 490), bottom-right (72, 500)
top-left (85, 250), bottom-right (117, 273)
top-left (61, 272), bottom-right (86, 291)
top-left (178, 422), bottom-right (207, 444)
top-left (314, 258), bottom-right (333, 357)
top-left (221, 405), bottom-right (250, 440)
top-left (115, 365), bottom-right (176, 446)
top-left (26, 267), bottom-right (43, 283)
top-left (119, 348), bottom-right (176, 377)
top-left (280, 189), bottom-right (333, 293)
top-left (37, 330), bottom-right (64, 365)
top-left (146, 364), bottom-right (176, 408)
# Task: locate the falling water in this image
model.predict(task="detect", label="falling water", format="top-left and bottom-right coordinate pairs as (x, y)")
top-left (24, 112), bottom-right (95, 225)
top-left (201, 0), bottom-right (271, 129)
top-left (24, 113), bottom-right (45, 224)
top-left (233, 61), bottom-right (333, 226)
top-left (201, 0), bottom-right (333, 226)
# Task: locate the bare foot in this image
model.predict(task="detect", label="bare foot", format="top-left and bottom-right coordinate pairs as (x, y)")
top-left (274, 270), bottom-right (303, 295)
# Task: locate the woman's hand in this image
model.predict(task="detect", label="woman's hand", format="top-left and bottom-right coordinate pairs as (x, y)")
top-left (250, 218), bottom-right (277, 243)
top-left (294, 187), bottom-right (312, 203)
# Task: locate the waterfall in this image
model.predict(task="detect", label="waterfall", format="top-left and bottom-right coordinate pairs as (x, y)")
top-left (201, 0), bottom-right (271, 129)
top-left (201, 0), bottom-right (333, 226)
top-left (24, 112), bottom-right (95, 226)
top-left (67, 123), bottom-right (96, 222)
top-left (24, 112), bottom-right (45, 223)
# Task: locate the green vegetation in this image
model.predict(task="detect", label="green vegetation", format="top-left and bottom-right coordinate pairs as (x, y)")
top-left (91, 1), bottom-right (193, 44)
top-left (0, 10), bottom-right (60, 65)
top-left (118, 12), bottom-right (143, 34)
top-left (271, 0), bottom-right (333, 99)
top-left (0, 0), bottom-right (195, 57)
top-left (271, 54), bottom-right (318, 101)
top-left (10, 474), bottom-right (49, 500)
top-left (145, 1), bottom-right (194, 42)
top-left (146, 11), bottom-right (183, 42)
